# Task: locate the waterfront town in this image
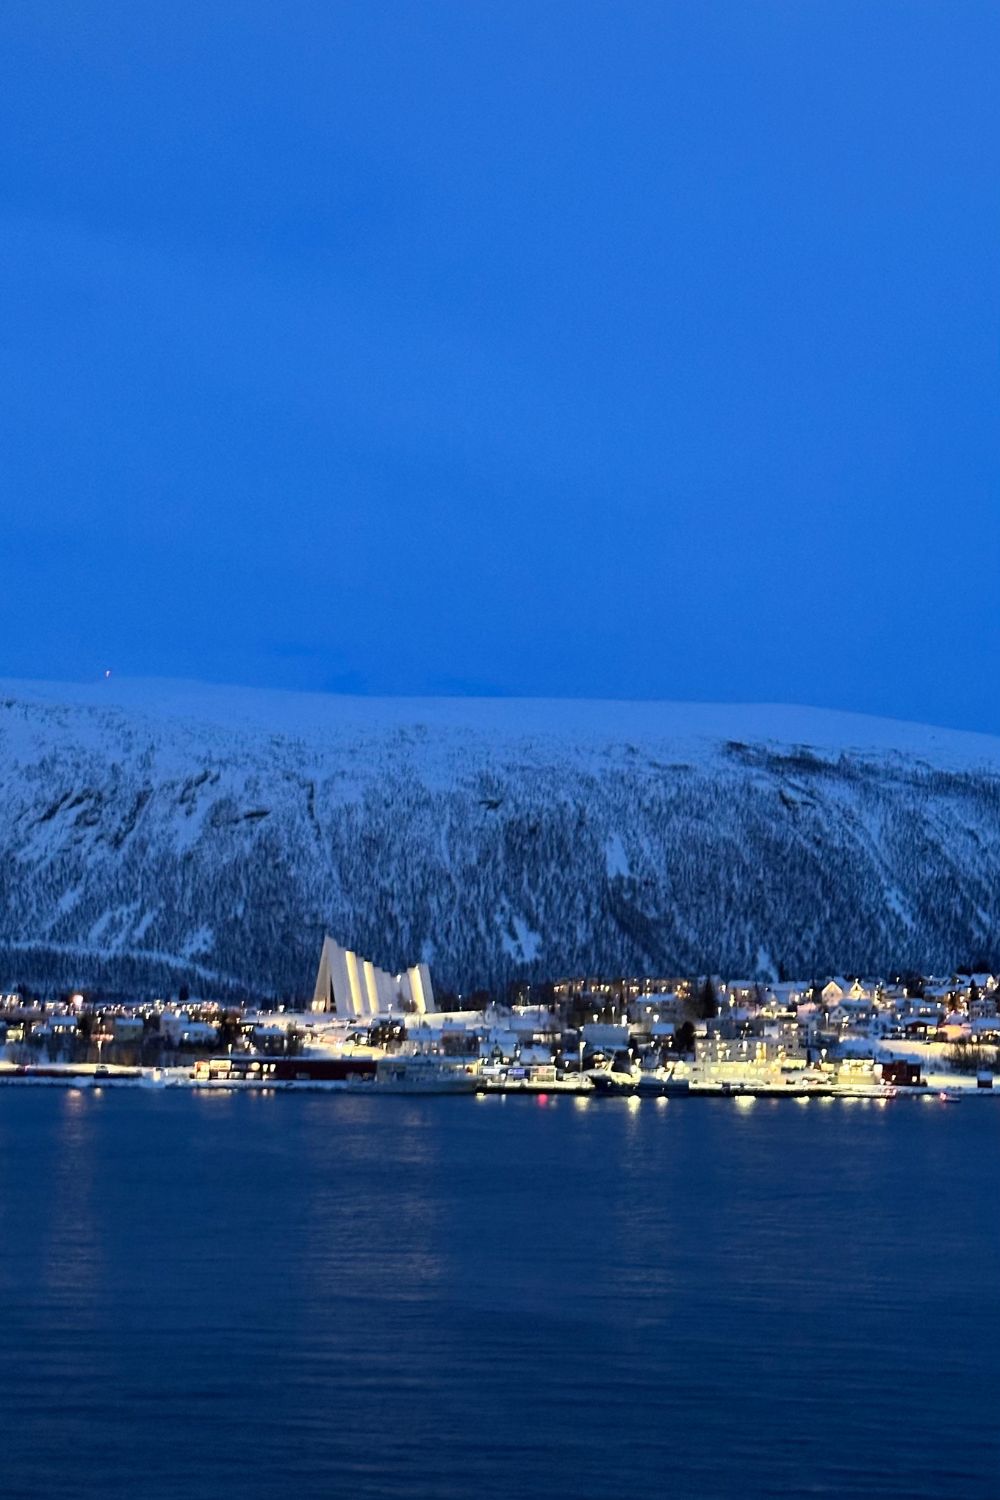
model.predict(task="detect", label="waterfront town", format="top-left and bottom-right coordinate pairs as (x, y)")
top-left (3, 938), bottom-right (1000, 1097)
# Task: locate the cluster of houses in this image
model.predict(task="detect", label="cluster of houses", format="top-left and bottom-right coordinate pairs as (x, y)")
top-left (283, 969), bottom-right (1000, 1089)
top-left (3, 971), bottom-right (1000, 1086)
top-left (0, 992), bottom-right (300, 1059)
top-left (714, 972), bottom-right (1000, 1047)
top-left (497, 971), bottom-right (1000, 1083)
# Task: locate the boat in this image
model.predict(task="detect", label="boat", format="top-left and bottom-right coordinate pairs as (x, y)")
top-left (586, 1065), bottom-right (639, 1096)
top-left (374, 1054), bottom-right (480, 1094)
top-left (636, 1072), bottom-right (691, 1098)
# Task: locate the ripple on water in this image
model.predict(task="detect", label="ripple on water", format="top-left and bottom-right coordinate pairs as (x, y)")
top-left (0, 1090), bottom-right (997, 1499)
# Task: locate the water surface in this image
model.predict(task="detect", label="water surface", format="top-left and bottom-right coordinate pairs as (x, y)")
top-left (0, 1089), bottom-right (997, 1498)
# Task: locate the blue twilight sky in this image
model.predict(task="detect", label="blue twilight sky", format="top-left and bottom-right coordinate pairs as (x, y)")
top-left (1, 2), bottom-right (998, 728)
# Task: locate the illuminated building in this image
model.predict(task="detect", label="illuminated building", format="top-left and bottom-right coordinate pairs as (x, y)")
top-left (311, 936), bottom-right (434, 1018)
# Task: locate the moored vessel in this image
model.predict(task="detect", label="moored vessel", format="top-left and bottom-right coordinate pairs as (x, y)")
top-left (375, 1053), bottom-right (480, 1094)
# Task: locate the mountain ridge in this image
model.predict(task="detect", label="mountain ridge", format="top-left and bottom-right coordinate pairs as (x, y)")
top-left (2, 676), bottom-right (999, 998)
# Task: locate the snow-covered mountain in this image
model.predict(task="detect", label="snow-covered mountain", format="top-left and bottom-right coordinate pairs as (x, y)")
top-left (3, 677), bottom-right (1000, 1000)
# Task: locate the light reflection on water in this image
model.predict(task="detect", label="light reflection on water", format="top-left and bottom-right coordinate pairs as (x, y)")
top-left (0, 1090), bottom-right (998, 1499)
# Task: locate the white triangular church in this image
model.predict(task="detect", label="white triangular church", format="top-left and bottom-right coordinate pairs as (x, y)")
top-left (311, 936), bottom-right (433, 1019)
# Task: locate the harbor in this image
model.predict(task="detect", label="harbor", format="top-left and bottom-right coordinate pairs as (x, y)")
top-left (5, 953), bottom-right (1000, 1105)
top-left (0, 1052), bottom-right (986, 1103)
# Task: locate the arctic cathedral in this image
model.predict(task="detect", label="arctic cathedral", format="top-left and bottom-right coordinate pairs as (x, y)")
top-left (311, 936), bottom-right (434, 1019)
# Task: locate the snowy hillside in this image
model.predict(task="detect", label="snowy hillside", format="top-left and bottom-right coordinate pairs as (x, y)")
top-left (3, 677), bottom-right (1000, 999)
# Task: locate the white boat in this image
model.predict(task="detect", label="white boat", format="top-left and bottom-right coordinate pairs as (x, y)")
top-left (375, 1054), bottom-right (480, 1094)
top-left (586, 1064), bottom-right (639, 1095)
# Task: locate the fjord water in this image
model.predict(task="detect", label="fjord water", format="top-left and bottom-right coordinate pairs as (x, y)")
top-left (1, 1092), bottom-right (997, 1499)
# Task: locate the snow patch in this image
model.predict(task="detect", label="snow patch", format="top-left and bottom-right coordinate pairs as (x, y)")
top-left (133, 908), bottom-right (158, 941)
top-left (605, 833), bottom-right (630, 879)
top-left (499, 913), bottom-right (542, 964)
top-left (755, 946), bottom-right (778, 982)
top-left (182, 925), bottom-right (214, 958)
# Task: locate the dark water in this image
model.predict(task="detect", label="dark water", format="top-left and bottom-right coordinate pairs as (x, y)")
top-left (1, 1089), bottom-right (998, 1499)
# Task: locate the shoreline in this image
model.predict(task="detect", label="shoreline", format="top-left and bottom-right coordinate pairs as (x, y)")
top-left (0, 1060), bottom-right (993, 1104)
